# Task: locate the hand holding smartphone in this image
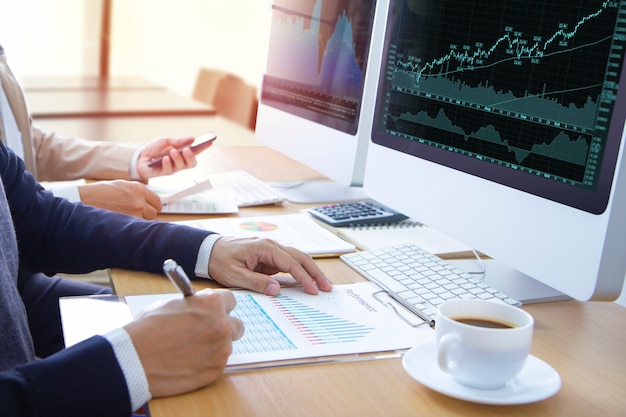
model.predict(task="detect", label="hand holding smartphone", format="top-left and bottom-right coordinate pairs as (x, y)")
top-left (147, 132), bottom-right (217, 168)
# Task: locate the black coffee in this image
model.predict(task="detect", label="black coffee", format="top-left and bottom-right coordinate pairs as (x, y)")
top-left (453, 317), bottom-right (515, 329)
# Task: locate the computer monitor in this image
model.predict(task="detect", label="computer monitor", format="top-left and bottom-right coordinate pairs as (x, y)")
top-left (255, 0), bottom-right (383, 203)
top-left (363, 0), bottom-right (626, 302)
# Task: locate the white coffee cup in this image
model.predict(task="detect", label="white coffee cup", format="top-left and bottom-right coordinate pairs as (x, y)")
top-left (435, 299), bottom-right (534, 389)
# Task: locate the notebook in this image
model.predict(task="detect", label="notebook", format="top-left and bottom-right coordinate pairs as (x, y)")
top-left (320, 218), bottom-right (472, 256)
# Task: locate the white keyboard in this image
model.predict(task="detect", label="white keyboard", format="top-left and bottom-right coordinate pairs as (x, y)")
top-left (341, 243), bottom-right (521, 322)
top-left (208, 170), bottom-right (284, 207)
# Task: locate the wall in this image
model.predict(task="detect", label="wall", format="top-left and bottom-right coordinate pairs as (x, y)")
top-left (0, 0), bottom-right (271, 95)
top-left (110, 0), bottom-right (271, 95)
top-left (0, 0), bottom-right (100, 76)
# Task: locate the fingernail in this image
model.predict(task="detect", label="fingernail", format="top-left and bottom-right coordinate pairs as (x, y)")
top-left (266, 282), bottom-right (280, 296)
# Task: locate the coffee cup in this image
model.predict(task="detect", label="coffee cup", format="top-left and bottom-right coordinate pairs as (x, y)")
top-left (435, 299), bottom-right (534, 389)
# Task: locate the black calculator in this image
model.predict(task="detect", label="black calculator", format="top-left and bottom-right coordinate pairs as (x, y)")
top-left (306, 200), bottom-right (408, 227)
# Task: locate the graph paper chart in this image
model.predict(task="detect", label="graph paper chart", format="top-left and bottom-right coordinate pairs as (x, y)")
top-left (123, 282), bottom-right (432, 368)
top-left (231, 292), bottom-right (375, 355)
top-left (225, 282), bottom-right (431, 367)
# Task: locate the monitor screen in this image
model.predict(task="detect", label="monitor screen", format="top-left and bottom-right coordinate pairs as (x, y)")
top-left (260, 0), bottom-right (375, 135)
top-left (364, 0), bottom-right (626, 301)
top-left (255, 0), bottom-right (382, 203)
top-left (372, 0), bottom-right (623, 214)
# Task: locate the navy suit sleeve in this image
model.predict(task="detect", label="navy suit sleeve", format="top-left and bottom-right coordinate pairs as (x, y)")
top-left (0, 335), bottom-right (132, 417)
top-left (0, 141), bottom-right (214, 278)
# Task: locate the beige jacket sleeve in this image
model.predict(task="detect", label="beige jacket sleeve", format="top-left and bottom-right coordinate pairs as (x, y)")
top-left (29, 124), bottom-right (137, 182)
top-left (1, 49), bottom-right (139, 182)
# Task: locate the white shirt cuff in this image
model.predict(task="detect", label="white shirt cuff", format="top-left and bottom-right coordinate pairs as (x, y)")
top-left (50, 185), bottom-right (81, 202)
top-left (129, 146), bottom-right (143, 181)
top-left (103, 327), bottom-right (151, 411)
top-left (194, 234), bottom-right (222, 279)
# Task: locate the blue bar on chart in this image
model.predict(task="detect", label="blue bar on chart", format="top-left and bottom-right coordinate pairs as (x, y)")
top-left (231, 293), bottom-right (375, 355)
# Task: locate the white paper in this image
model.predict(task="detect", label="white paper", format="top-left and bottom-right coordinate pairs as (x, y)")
top-left (158, 188), bottom-right (239, 214)
top-left (159, 178), bottom-right (214, 204)
top-left (174, 213), bottom-right (356, 255)
top-left (124, 282), bottom-right (433, 368)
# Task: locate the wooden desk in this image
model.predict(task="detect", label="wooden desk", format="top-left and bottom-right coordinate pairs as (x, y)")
top-left (19, 75), bottom-right (164, 91)
top-left (26, 89), bottom-right (215, 118)
top-left (34, 115), bottom-right (259, 147)
top-left (108, 146), bottom-right (626, 417)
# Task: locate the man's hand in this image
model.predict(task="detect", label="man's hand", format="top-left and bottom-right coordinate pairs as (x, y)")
top-left (124, 289), bottom-right (244, 397)
top-left (208, 236), bottom-right (333, 296)
top-left (78, 180), bottom-right (162, 219)
top-left (137, 136), bottom-right (212, 181)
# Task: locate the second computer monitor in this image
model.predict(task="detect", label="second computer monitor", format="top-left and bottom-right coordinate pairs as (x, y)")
top-left (255, 0), bottom-right (382, 203)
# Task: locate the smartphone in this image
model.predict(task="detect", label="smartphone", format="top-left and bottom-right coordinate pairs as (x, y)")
top-left (147, 132), bottom-right (217, 167)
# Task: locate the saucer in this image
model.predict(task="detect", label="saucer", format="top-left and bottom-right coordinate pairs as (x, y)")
top-left (402, 342), bottom-right (561, 405)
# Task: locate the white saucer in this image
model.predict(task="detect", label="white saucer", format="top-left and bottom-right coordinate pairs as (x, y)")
top-left (402, 342), bottom-right (561, 405)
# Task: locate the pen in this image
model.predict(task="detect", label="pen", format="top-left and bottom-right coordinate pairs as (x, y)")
top-left (163, 258), bottom-right (195, 297)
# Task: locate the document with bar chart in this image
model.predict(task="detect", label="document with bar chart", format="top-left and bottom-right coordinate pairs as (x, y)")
top-left (123, 282), bottom-right (432, 369)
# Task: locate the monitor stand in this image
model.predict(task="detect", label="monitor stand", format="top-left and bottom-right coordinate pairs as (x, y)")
top-left (447, 258), bottom-right (571, 304)
top-left (268, 181), bottom-right (368, 204)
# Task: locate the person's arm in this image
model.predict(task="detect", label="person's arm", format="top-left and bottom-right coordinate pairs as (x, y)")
top-left (45, 179), bottom-right (163, 220)
top-left (0, 335), bottom-right (133, 416)
top-left (2, 143), bottom-right (209, 277)
top-left (77, 180), bottom-right (163, 220)
top-left (3, 143), bottom-right (331, 294)
top-left (31, 125), bottom-right (206, 183)
top-left (1, 143), bottom-right (332, 416)
top-left (30, 125), bottom-right (137, 182)
top-left (30, 127), bottom-right (205, 219)
top-left (4, 54), bottom-right (197, 185)
top-left (0, 289), bottom-right (245, 416)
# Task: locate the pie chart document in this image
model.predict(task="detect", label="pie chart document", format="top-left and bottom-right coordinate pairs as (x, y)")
top-left (174, 213), bottom-right (356, 256)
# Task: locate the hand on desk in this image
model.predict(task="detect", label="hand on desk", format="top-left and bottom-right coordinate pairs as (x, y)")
top-left (124, 289), bottom-right (244, 397)
top-left (209, 236), bottom-right (334, 296)
top-left (77, 136), bottom-right (211, 219)
top-left (78, 180), bottom-right (163, 220)
top-left (137, 136), bottom-right (206, 181)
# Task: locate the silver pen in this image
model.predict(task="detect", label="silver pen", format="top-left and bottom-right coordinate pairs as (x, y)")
top-left (163, 258), bottom-right (195, 297)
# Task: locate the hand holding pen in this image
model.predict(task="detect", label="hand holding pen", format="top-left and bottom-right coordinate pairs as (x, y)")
top-left (123, 258), bottom-right (243, 397)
